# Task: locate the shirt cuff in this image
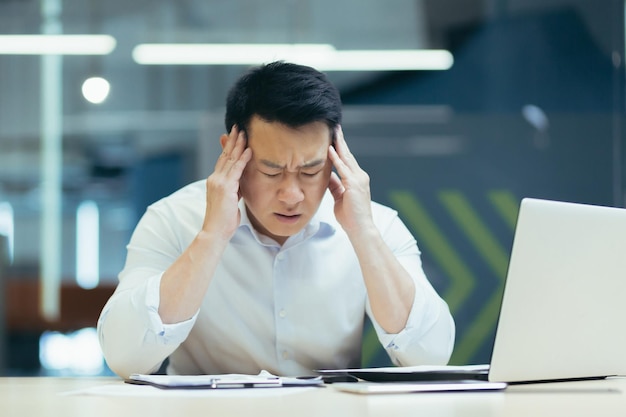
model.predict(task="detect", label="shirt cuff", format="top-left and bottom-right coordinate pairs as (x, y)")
top-left (374, 299), bottom-right (424, 354)
top-left (371, 282), bottom-right (454, 365)
top-left (142, 273), bottom-right (198, 344)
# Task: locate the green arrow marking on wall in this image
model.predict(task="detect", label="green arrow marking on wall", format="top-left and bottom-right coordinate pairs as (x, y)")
top-left (363, 190), bottom-right (476, 367)
top-left (438, 190), bottom-right (509, 364)
top-left (439, 191), bottom-right (510, 278)
top-left (361, 189), bottom-right (520, 367)
top-left (361, 320), bottom-right (382, 367)
top-left (488, 190), bottom-right (520, 231)
top-left (389, 190), bottom-right (476, 314)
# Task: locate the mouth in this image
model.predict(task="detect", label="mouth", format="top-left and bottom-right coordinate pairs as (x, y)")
top-left (274, 213), bottom-right (302, 224)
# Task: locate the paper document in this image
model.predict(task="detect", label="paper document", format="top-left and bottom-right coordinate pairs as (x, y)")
top-left (126, 370), bottom-right (323, 389)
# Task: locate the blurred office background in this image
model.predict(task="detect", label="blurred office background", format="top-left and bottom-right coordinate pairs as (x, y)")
top-left (0, 0), bottom-right (623, 376)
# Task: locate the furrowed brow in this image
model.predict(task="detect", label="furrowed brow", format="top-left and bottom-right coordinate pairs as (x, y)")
top-left (259, 158), bottom-right (325, 169)
top-left (260, 159), bottom-right (284, 169)
top-left (301, 159), bottom-right (325, 169)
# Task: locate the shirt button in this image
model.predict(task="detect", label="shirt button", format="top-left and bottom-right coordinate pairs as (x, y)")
top-left (276, 253), bottom-right (284, 261)
top-left (282, 351), bottom-right (289, 360)
top-left (279, 309), bottom-right (286, 318)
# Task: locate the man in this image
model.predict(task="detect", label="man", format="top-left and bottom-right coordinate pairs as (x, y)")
top-left (97, 61), bottom-right (455, 378)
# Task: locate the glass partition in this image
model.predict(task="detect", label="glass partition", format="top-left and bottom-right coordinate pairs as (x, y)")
top-left (0, 0), bottom-right (623, 374)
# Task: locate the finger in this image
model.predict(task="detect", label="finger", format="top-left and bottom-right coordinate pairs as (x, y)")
top-left (328, 171), bottom-right (345, 201)
top-left (221, 125), bottom-right (241, 156)
top-left (217, 129), bottom-right (245, 169)
top-left (229, 129), bottom-right (247, 160)
top-left (328, 143), bottom-right (351, 179)
top-left (333, 125), bottom-right (349, 157)
top-left (225, 147), bottom-right (252, 184)
top-left (333, 126), bottom-right (360, 169)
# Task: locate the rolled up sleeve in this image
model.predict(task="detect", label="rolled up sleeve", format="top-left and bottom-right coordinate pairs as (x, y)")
top-left (367, 205), bottom-right (456, 366)
top-left (97, 272), bottom-right (198, 378)
top-left (370, 276), bottom-right (455, 366)
top-left (97, 197), bottom-right (201, 379)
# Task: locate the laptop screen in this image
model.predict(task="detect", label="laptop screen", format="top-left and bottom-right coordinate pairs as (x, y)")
top-left (488, 198), bottom-right (626, 383)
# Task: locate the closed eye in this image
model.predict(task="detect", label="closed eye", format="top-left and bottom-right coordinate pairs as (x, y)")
top-left (262, 172), bottom-right (281, 178)
top-left (301, 170), bottom-right (322, 177)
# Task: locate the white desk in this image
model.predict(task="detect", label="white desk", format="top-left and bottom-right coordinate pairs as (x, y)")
top-left (4, 376), bottom-right (626, 417)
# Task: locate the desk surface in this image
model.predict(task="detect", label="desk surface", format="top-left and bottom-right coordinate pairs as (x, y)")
top-left (4, 376), bottom-right (626, 417)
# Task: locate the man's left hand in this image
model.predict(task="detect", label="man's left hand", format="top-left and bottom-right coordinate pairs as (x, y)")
top-left (328, 126), bottom-right (375, 236)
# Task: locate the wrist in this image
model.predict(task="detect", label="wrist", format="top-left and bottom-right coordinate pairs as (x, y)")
top-left (195, 228), bottom-right (231, 253)
top-left (201, 214), bottom-right (239, 243)
top-left (346, 222), bottom-right (380, 246)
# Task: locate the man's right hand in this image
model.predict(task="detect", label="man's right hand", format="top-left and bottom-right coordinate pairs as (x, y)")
top-left (203, 125), bottom-right (252, 241)
top-left (158, 126), bottom-right (251, 324)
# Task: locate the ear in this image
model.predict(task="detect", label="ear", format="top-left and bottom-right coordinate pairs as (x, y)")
top-left (331, 124), bottom-right (341, 145)
top-left (219, 133), bottom-right (228, 150)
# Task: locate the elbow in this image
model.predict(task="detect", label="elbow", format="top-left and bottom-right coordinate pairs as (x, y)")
top-left (101, 344), bottom-right (163, 379)
top-left (432, 309), bottom-right (456, 365)
top-left (394, 309), bottom-right (456, 366)
top-left (423, 299), bottom-right (456, 365)
top-left (105, 358), bottom-right (161, 380)
top-left (98, 317), bottom-right (163, 379)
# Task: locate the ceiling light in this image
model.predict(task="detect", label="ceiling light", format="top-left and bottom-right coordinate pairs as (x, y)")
top-left (132, 43), bottom-right (453, 71)
top-left (133, 43), bottom-right (336, 66)
top-left (82, 77), bottom-right (111, 104)
top-left (0, 35), bottom-right (116, 55)
top-left (315, 50), bottom-right (453, 71)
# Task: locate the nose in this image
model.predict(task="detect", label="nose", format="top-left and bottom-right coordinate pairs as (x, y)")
top-left (277, 174), bottom-right (304, 205)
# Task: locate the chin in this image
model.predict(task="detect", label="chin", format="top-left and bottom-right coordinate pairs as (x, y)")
top-left (270, 222), bottom-right (306, 239)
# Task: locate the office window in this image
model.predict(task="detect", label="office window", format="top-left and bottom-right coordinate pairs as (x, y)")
top-left (0, 0), bottom-right (623, 374)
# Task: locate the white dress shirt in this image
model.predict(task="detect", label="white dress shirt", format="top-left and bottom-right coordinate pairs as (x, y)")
top-left (97, 180), bottom-right (455, 378)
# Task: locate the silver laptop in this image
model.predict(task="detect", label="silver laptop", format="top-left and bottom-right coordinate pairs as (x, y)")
top-left (487, 197), bottom-right (626, 383)
top-left (320, 198), bottom-right (626, 386)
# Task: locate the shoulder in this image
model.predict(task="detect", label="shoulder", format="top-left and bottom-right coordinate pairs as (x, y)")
top-left (124, 180), bottom-right (206, 256)
top-left (142, 180), bottom-right (206, 228)
top-left (371, 200), bottom-right (400, 229)
top-left (370, 201), bottom-right (418, 252)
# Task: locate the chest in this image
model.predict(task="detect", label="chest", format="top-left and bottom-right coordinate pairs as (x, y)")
top-left (207, 233), bottom-right (366, 319)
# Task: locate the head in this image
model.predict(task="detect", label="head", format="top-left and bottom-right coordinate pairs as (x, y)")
top-left (224, 61), bottom-right (342, 136)
top-left (223, 62), bottom-right (343, 245)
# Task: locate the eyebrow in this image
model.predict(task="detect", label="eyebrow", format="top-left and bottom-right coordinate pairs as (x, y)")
top-left (260, 158), bottom-right (325, 170)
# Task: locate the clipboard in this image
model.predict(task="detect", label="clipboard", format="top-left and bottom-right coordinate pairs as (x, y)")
top-left (125, 372), bottom-right (323, 389)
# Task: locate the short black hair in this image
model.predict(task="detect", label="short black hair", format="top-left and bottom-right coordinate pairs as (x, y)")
top-left (224, 61), bottom-right (342, 135)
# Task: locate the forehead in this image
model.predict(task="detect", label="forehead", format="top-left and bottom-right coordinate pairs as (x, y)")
top-left (247, 116), bottom-right (332, 159)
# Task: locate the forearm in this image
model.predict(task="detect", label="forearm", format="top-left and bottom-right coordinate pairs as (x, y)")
top-left (158, 230), bottom-right (229, 324)
top-left (348, 225), bottom-right (416, 334)
top-left (157, 128), bottom-right (250, 324)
